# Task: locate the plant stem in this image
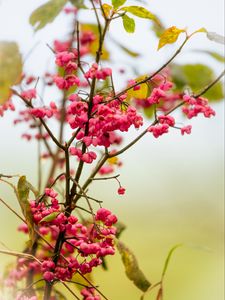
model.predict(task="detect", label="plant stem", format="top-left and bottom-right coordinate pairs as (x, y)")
top-left (70, 17), bottom-right (111, 200)
top-left (43, 282), bottom-right (52, 300)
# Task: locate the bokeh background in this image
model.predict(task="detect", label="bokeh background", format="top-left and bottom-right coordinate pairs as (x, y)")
top-left (0, 0), bottom-right (224, 299)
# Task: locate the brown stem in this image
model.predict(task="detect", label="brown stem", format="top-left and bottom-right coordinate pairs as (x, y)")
top-left (37, 139), bottom-right (42, 191)
top-left (61, 282), bottom-right (80, 299)
top-left (70, 17), bottom-right (111, 200)
top-left (42, 11), bottom-right (113, 300)
top-left (75, 21), bottom-right (91, 86)
top-left (12, 89), bottom-right (65, 151)
top-left (65, 147), bottom-right (71, 207)
top-left (73, 154), bottom-right (108, 204)
top-left (43, 281), bottom-right (52, 300)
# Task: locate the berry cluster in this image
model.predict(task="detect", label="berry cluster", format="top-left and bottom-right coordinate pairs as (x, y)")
top-left (5, 188), bottom-right (117, 300)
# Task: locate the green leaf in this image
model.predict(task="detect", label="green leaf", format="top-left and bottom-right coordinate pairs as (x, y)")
top-left (120, 6), bottom-right (158, 23)
top-left (193, 50), bottom-right (225, 63)
top-left (171, 63), bottom-right (224, 101)
top-left (161, 244), bottom-right (182, 279)
top-left (17, 176), bottom-right (36, 246)
top-left (112, 0), bottom-right (127, 10)
top-left (40, 211), bottom-right (60, 223)
top-left (17, 176), bottom-right (30, 214)
top-left (151, 17), bottom-right (165, 38)
top-left (114, 39), bottom-right (140, 57)
top-left (69, 0), bottom-right (87, 9)
top-left (122, 14), bottom-right (135, 33)
top-left (29, 0), bottom-right (67, 31)
top-left (143, 106), bottom-right (154, 119)
top-left (116, 240), bottom-right (151, 292)
top-left (114, 221), bottom-right (126, 238)
top-left (204, 51), bottom-right (225, 63)
top-left (0, 42), bottom-right (22, 104)
top-left (25, 180), bottom-right (40, 198)
top-left (158, 26), bottom-right (185, 50)
top-left (101, 257), bottom-right (108, 270)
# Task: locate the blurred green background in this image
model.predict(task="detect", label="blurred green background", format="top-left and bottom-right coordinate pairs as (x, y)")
top-left (0, 0), bottom-right (224, 299)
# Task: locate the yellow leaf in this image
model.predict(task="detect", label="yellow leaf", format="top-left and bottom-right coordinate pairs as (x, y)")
top-left (194, 27), bottom-right (207, 33)
top-left (0, 42), bottom-right (22, 104)
top-left (80, 24), bottom-right (110, 60)
top-left (89, 39), bottom-right (110, 60)
top-left (102, 3), bottom-right (113, 18)
top-left (127, 75), bottom-right (150, 100)
top-left (107, 156), bottom-right (118, 165)
top-left (158, 26), bottom-right (185, 50)
top-left (116, 240), bottom-right (151, 292)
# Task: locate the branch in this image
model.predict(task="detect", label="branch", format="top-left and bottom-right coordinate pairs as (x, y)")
top-left (109, 69), bottom-right (225, 158)
top-left (69, 177), bottom-right (95, 221)
top-left (75, 21), bottom-right (91, 86)
top-left (60, 282), bottom-right (81, 300)
top-left (90, 0), bottom-right (102, 38)
top-left (0, 248), bottom-right (41, 264)
top-left (90, 174), bottom-right (120, 181)
top-left (0, 199), bottom-right (106, 298)
top-left (11, 89), bottom-right (65, 151)
top-left (0, 173), bottom-right (20, 178)
top-left (70, 17), bottom-right (111, 199)
top-left (0, 197), bottom-right (25, 223)
top-left (73, 154), bottom-right (108, 204)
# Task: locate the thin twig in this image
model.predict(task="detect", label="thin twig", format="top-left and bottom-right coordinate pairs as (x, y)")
top-left (108, 69), bottom-right (225, 158)
top-left (37, 137), bottom-right (42, 191)
top-left (60, 281), bottom-right (81, 300)
top-left (90, 0), bottom-right (102, 39)
top-left (1, 198), bottom-right (109, 299)
top-left (76, 270), bottom-right (110, 300)
top-left (65, 280), bottom-right (96, 289)
top-left (0, 173), bottom-right (20, 178)
top-left (73, 154), bottom-right (108, 204)
top-left (105, 36), bottom-right (190, 104)
top-left (0, 197), bottom-right (25, 223)
top-left (69, 177), bottom-right (95, 221)
top-left (37, 173), bottom-right (65, 203)
top-left (11, 89), bottom-right (65, 150)
top-left (76, 194), bottom-right (103, 203)
top-left (0, 248), bottom-right (41, 264)
top-left (74, 205), bottom-right (94, 215)
top-left (76, 21), bottom-right (91, 86)
top-left (21, 279), bottom-right (45, 293)
top-left (90, 174), bottom-right (120, 181)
